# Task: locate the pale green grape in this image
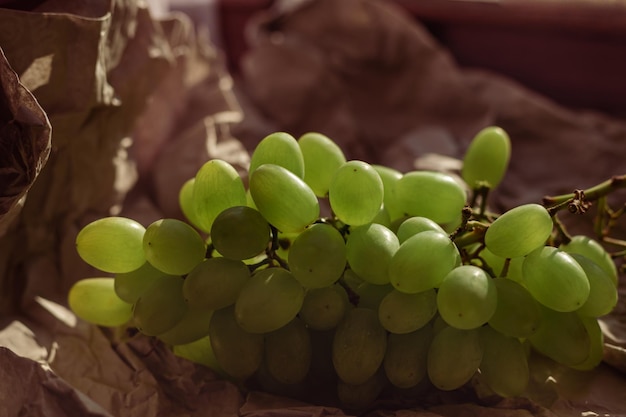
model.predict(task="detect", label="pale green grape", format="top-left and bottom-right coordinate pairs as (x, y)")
top-left (133, 275), bottom-right (187, 336)
top-left (68, 278), bottom-right (133, 327)
top-left (476, 247), bottom-right (524, 282)
top-left (478, 326), bottom-right (529, 397)
top-left (395, 171), bottom-right (466, 224)
top-left (158, 305), bottom-right (213, 346)
top-left (265, 317), bottom-right (312, 384)
top-left (249, 131), bottom-right (305, 178)
top-left (332, 307), bottom-right (387, 385)
top-left (371, 205), bottom-right (392, 228)
top-left (179, 178), bottom-right (204, 229)
top-left (488, 278), bottom-right (542, 338)
top-left (143, 218), bottom-right (206, 275)
top-left (384, 325), bottom-right (433, 389)
top-left (570, 316), bottom-right (604, 371)
top-left (183, 257), bottom-right (250, 310)
top-left (570, 253), bottom-right (618, 317)
top-left (76, 217), bottom-right (146, 273)
top-left (235, 267), bottom-right (305, 333)
top-left (485, 204), bottom-right (553, 258)
top-left (389, 230), bottom-right (460, 294)
top-left (346, 223), bottom-right (399, 285)
top-left (288, 223), bottom-right (347, 288)
top-left (172, 335), bottom-right (225, 376)
top-left (378, 289), bottom-right (437, 334)
top-left (395, 216), bottom-right (446, 244)
top-left (522, 246), bottom-right (590, 312)
top-left (437, 265), bottom-right (497, 330)
top-left (427, 326), bottom-right (482, 391)
top-left (209, 306), bottom-right (264, 380)
top-left (337, 369), bottom-right (387, 411)
top-left (298, 132), bottom-right (346, 197)
top-left (299, 284), bottom-right (349, 330)
top-left (561, 235), bottom-right (618, 286)
top-left (114, 262), bottom-right (173, 304)
top-left (329, 160), bottom-right (384, 226)
top-left (210, 206), bottom-right (270, 260)
top-left (249, 164), bottom-right (320, 233)
top-left (461, 126), bottom-right (511, 190)
top-left (372, 164), bottom-right (403, 221)
top-left (354, 282), bottom-right (393, 310)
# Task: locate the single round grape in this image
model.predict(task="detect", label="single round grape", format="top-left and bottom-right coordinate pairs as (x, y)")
top-left (143, 218), bottom-right (206, 275)
top-left (298, 132), bottom-right (346, 197)
top-left (265, 317), bottom-right (312, 384)
top-left (210, 206), bottom-right (270, 260)
top-left (427, 326), bottom-right (482, 391)
top-left (288, 223), bottom-right (347, 288)
top-left (346, 223), bottom-right (399, 285)
top-left (378, 289), bottom-right (437, 334)
top-left (522, 246), bottom-right (590, 312)
top-left (389, 230), bottom-right (460, 294)
top-left (384, 325), bottom-right (433, 389)
top-left (395, 170), bottom-right (467, 224)
top-left (461, 126), bottom-right (511, 190)
top-left (114, 262), bottom-right (174, 304)
top-left (235, 267), bottom-right (305, 333)
top-left (437, 265), bottom-right (497, 330)
top-left (179, 178), bottom-right (203, 229)
top-left (395, 216), bottom-right (446, 244)
top-left (157, 305), bottom-right (214, 346)
top-left (133, 275), bottom-right (187, 336)
top-left (249, 164), bottom-right (320, 233)
top-left (488, 278), bottom-right (542, 338)
top-left (249, 131), bottom-right (305, 178)
top-left (560, 235), bottom-right (618, 286)
top-left (485, 203), bottom-right (553, 258)
top-left (372, 164), bottom-right (404, 222)
top-left (68, 277), bottom-right (133, 327)
top-left (299, 284), bottom-right (350, 330)
top-left (76, 217), bottom-right (146, 273)
top-left (328, 160), bottom-right (384, 226)
top-left (569, 253), bottom-right (618, 317)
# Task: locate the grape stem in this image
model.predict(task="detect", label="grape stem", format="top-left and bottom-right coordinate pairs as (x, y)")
top-left (543, 174), bottom-right (626, 214)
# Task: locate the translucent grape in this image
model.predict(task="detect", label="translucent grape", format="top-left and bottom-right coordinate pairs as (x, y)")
top-left (157, 305), bottom-right (214, 346)
top-left (479, 326), bottom-right (529, 397)
top-left (183, 257), bottom-right (250, 311)
top-left (484, 204), bottom-right (553, 258)
top-left (265, 318), bottom-right (312, 384)
top-left (75, 217), bottom-right (146, 273)
top-left (378, 289), bottom-right (437, 334)
top-left (389, 230), bottom-right (460, 294)
top-left (288, 223), bottom-right (347, 288)
top-left (249, 131), bottom-right (305, 178)
top-left (298, 132), bottom-right (346, 197)
top-left (395, 216), bottom-right (446, 244)
top-left (569, 253), bottom-right (618, 317)
top-left (488, 278), bottom-right (542, 338)
top-left (249, 164), bottom-right (320, 233)
top-left (235, 267), bottom-right (305, 333)
top-left (461, 126), bottom-right (511, 190)
top-left (210, 206), bottom-right (270, 260)
top-left (372, 164), bottom-right (403, 221)
top-left (570, 316), bottom-right (604, 371)
top-left (68, 277), bottom-right (133, 327)
top-left (133, 275), bottom-right (187, 336)
top-left (178, 178), bottom-right (203, 229)
top-left (384, 325), bottom-right (433, 389)
top-left (427, 326), bottom-right (482, 391)
top-left (328, 160), bottom-right (384, 226)
top-left (299, 284), bottom-right (349, 330)
top-left (437, 265), bottom-right (497, 330)
top-left (346, 223), bottom-right (399, 285)
top-left (172, 335), bottom-right (225, 375)
top-left (332, 307), bottom-right (387, 385)
top-left (143, 218), bottom-right (206, 275)
top-left (114, 262), bottom-right (173, 304)
top-left (522, 246), bottom-right (590, 312)
top-left (560, 235), bottom-right (618, 286)
top-left (395, 171), bottom-right (467, 224)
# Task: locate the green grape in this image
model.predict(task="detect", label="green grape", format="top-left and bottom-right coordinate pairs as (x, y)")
top-left (133, 275), bottom-right (187, 336)
top-left (389, 230), bottom-right (460, 294)
top-left (209, 306), bottom-right (264, 380)
top-left (337, 369), bottom-right (387, 411)
top-left (298, 132), bottom-right (346, 197)
top-left (210, 206), bottom-right (270, 260)
top-left (476, 247), bottom-right (524, 282)
top-left (192, 159), bottom-right (247, 233)
top-left (328, 160), bottom-right (384, 226)
top-left (437, 265), bottom-right (497, 330)
top-left (332, 307), bottom-right (387, 385)
top-left (384, 324), bottom-right (433, 388)
top-left (372, 164), bottom-right (404, 221)
top-left (522, 246), bottom-right (590, 312)
top-left (484, 204), bottom-right (553, 258)
top-left (427, 326), bottom-right (482, 391)
top-left (249, 131), bottom-right (305, 178)
top-left (265, 317), bottom-right (312, 384)
top-left (288, 223), bottom-right (347, 288)
top-left (114, 262), bottom-right (173, 304)
top-left (183, 257), bottom-right (250, 311)
top-left (488, 278), bottom-right (542, 338)
top-left (76, 217), bottom-right (146, 273)
top-left (235, 267), bottom-right (305, 333)
top-left (249, 164), bottom-right (320, 233)
top-left (478, 326), bottom-right (529, 398)
top-left (179, 178), bottom-right (204, 229)
top-left (570, 316), bottom-right (604, 371)
top-left (143, 218), bottom-right (206, 275)
top-left (158, 305), bottom-right (214, 346)
top-left (355, 282), bottom-right (393, 310)
top-left (299, 284), bottom-right (350, 330)
top-left (172, 335), bottom-right (225, 376)
top-left (371, 205), bottom-right (392, 228)
top-left (560, 235), bottom-right (618, 286)
top-left (378, 289), bottom-right (437, 334)
top-left (529, 306), bottom-right (591, 367)
top-left (68, 278), bottom-right (133, 327)
top-left (346, 223), bottom-right (399, 285)
top-left (570, 253), bottom-right (618, 317)
top-left (395, 216), bottom-right (446, 244)
top-left (394, 170), bottom-right (467, 224)
top-left (461, 126), bottom-right (511, 190)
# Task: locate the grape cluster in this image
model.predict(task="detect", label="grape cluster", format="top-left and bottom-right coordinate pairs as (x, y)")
top-left (69, 128), bottom-right (619, 409)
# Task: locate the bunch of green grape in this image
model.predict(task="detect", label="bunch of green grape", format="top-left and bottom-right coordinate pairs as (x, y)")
top-left (69, 127), bottom-right (620, 409)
